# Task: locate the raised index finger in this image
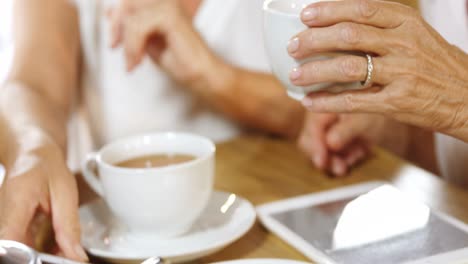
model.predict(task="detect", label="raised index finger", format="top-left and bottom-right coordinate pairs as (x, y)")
top-left (301, 0), bottom-right (415, 29)
top-left (109, 0), bottom-right (137, 47)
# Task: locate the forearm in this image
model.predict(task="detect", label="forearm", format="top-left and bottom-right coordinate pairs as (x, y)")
top-left (0, 0), bottom-right (81, 165)
top-left (0, 83), bottom-right (69, 157)
top-left (9, 0), bottom-right (81, 111)
top-left (192, 61), bottom-right (305, 138)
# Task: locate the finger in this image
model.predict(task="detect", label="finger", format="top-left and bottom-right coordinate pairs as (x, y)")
top-left (298, 114), bottom-right (337, 169)
top-left (326, 116), bottom-right (368, 151)
top-left (308, 131), bottom-right (328, 170)
top-left (302, 86), bottom-right (388, 114)
top-left (290, 55), bottom-right (388, 87)
top-left (109, 0), bottom-right (135, 48)
top-left (301, 0), bottom-right (414, 29)
top-left (109, 7), bottom-right (123, 48)
top-left (344, 144), bottom-right (368, 167)
top-left (124, 16), bottom-right (149, 71)
top-left (0, 180), bottom-right (37, 243)
top-left (298, 123), bottom-right (328, 169)
top-left (289, 23), bottom-right (389, 60)
top-left (330, 155), bottom-right (347, 177)
top-left (49, 165), bottom-right (88, 262)
top-left (312, 114), bottom-right (339, 169)
top-left (124, 11), bottom-right (166, 71)
top-left (340, 141), bottom-right (370, 167)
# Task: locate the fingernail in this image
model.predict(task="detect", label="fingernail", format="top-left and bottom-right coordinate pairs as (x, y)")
top-left (302, 7), bottom-right (318, 21)
top-left (74, 244), bottom-right (89, 261)
top-left (302, 97), bottom-right (313, 107)
top-left (290, 67), bottom-right (302, 81)
top-left (287, 37), bottom-right (300, 54)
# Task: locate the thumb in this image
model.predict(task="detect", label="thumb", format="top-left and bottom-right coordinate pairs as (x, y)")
top-left (298, 113), bottom-right (338, 169)
top-left (48, 164), bottom-right (88, 262)
top-left (326, 116), bottom-right (367, 152)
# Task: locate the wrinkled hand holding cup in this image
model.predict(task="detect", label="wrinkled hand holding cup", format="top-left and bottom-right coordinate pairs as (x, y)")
top-left (263, 0), bottom-right (363, 100)
top-left (82, 132), bottom-right (215, 241)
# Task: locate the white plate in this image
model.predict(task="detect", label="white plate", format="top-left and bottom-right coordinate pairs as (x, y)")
top-left (79, 191), bottom-right (256, 263)
top-left (213, 259), bottom-right (311, 264)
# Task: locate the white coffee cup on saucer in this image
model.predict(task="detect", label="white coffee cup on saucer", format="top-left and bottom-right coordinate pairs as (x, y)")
top-left (82, 132), bottom-right (215, 240)
top-left (263, 0), bottom-right (363, 100)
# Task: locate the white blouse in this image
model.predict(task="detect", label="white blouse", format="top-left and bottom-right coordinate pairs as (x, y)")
top-left (68, 0), bottom-right (270, 170)
top-left (421, 0), bottom-right (468, 186)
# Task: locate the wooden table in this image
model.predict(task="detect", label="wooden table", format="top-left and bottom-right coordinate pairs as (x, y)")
top-left (75, 135), bottom-right (468, 263)
top-left (395, 0), bottom-right (418, 8)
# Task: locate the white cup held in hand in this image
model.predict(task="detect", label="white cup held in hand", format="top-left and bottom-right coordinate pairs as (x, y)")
top-left (263, 0), bottom-right (363, 100)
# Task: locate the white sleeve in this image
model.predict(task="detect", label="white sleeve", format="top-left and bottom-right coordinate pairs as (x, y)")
top-left (232, 0), bottom-right (272, 73)
top-left (194, 0), bottom-right (272, 73)
top-left (420, 0), bottom-right (468, 52)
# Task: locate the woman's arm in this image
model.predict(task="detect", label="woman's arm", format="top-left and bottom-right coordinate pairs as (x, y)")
top-left (0, 0), bottom-right (86, 260)
top-left (109, 0), bottom-right (305, 138)
top-left (5, 0), bottom-right (81, 148)
top-left (190, 62), bottom-right (305, 139)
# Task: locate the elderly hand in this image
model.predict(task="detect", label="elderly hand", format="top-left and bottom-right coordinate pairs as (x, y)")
top-left (108, 0), bottom-right (220, 90)
top-left (298, 112), bottom-right (409, 176)
top-left (288, 0), bottom-right (468, 142)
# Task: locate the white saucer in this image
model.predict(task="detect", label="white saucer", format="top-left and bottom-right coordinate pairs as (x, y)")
top-left (79, 191), bottom-right (256, 263)
top-left (213, 259), bottom-right (311, 264)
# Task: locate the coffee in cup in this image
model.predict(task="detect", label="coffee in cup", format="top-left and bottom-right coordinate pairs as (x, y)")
top-left (82, 132), bottom-right (215, 239)
top-left (263, 0), bottom-right (363, 100)
top-left (115, 154), bottom-right (197, 169)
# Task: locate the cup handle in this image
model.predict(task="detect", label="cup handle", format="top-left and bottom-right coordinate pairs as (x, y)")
top-left (82, 153), bottom-right (104, 197)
